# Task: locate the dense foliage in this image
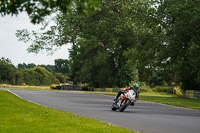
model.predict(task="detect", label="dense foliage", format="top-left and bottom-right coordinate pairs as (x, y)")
top-left (0, 58), bottom-right (23, 85)
top-left (0, 58), bottom-right (69, 86)
top-left (55, 73), bottom-right (68, 83)
top-left (7, 0), bottom-right (200, 90)
top-left (23, 66), bottom-right (59, 86)
top-left (55, 59), bottom-right (70, 74)
top-left (0, 0), bottom-right (100, 24)
top-left (157, 0), bottom-right (200, 90)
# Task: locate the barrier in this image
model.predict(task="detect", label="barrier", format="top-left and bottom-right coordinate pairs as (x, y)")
top-left (54, 85), bottom-right (82, 91)
top-left (194, 91), bottom-right (200, 99)
top-left (52, 85), bottom-right (200, 100)
top-left (53, 85), bottom-right (124, 92)
top-left (182, 90), bottom-right (200, 100)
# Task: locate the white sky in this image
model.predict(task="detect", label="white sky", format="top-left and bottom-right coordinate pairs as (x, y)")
top-left (0, 13), bottom-right (71, 66)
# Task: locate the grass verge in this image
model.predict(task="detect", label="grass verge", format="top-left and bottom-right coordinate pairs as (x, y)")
top-left (85, 91), bottom-right (200, 111)
top-left (0, 90), bottom-right (135, 133)
top-left (0, 84), bottom-right (50, 91)
top-left (139, 92), bottom-right (200, 110)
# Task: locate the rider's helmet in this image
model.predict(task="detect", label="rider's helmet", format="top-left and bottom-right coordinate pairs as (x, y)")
top-left (133, 83), bottom-right (139, 90)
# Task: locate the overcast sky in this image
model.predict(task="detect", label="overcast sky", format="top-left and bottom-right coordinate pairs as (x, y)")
top-left (0, 13), bottom-right (71, 66)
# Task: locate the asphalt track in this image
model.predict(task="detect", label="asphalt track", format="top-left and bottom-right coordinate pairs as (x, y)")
top-left (7, 89), bottom-right (200, 133)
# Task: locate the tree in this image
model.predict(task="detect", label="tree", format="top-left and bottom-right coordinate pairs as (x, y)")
top-left (59, 0), bottom-right (143, 87)
top-left (55, 73), bottom-right (67, 83)
top-left (0, 0), bottom-right (100, 24)
top-left (16, 0), bottom-right (200, 90)
top-left (0, 57), bottom-right (23, 85)
top-left (23, 66), bottom-right (59, 86)
top-left (156, 0), bottom-right (200, 90)
top-left (54, 59), bottom-right (69, 74)
top-left (39, 64), bottom-right (55, 74)
top-left (17, 63), bottom-right (36, 69)
top-left (17, 63), bottom-right (27, 70)
top-left (23, 1), bottom-right (157, 87)
top-left (16, 0), bottom-right (159, 87)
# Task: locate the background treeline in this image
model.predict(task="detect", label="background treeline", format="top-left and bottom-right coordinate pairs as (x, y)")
top-left (0, 57), bottom-right (69, 86)
top-left (11, 0), bottom-right (200, 90)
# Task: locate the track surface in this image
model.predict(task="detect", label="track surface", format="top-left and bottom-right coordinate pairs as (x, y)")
top-left (8, 89), bottom-right (200, 133)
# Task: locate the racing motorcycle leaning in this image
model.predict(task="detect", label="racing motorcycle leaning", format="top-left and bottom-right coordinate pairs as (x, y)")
top-left (111, 89), bottom-right (136, 112)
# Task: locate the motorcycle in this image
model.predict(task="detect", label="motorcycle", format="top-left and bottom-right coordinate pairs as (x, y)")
top-left (111, 89), bottom-right (136, 112)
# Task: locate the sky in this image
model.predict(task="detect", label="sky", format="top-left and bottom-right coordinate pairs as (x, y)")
top-left (0, 13), bottom-right (71, 66)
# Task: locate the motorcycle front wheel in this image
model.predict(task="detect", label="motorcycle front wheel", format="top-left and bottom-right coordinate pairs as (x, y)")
top-left (111, 103), bottom-right (118, 111)
top-left (119, 99), bottom-right (130, 112)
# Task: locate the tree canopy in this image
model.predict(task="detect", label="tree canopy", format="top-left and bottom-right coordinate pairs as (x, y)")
top-left (55, 59), bottom-right (70, 74)
top-left (0, 57), bottom-right (23, 85)
top-left (23, 66), bottom-right (59, 86)
top-left (15, 0), bottom-right (200, 90)
top-left (154, 0), bottom-right (200, 90)
top-left (0, 57), bottom-right (70, 86)
top-left (0, 0), bottom-right (100, 24)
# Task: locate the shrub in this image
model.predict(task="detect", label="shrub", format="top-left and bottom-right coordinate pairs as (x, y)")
top-left (55, 73), bottom-right (66, 83)
top-left (139, 88), bottom-right (150, 92)
top-left (138, 82), bottom-right (152, 92)
top-left (0, 57), bottom-right (23, 85)
top-left (50, 75), bottom-right (60, 84)
top-left (23, 66), bottom-right (55, 86)
top-left (153, 86), bottom-right (174, 93)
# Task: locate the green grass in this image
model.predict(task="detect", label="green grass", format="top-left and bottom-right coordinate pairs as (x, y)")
top-left (139, 92), bottom-right (200, 110)
top-left (0, 90), bottom-right (135, 133)
top-left (85, 91), bottom-right (200, 110)
top-left (0, 84), bottom-right (50, 91)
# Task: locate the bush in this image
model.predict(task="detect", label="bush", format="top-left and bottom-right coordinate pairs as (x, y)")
top-left (55, 73), bottom-right (66, 83)
top-left (139, 88), bottom-right (150, 92)
top-left (50, 75), bottom-right (60, 84)
top-left (153, 86), bottom-right (174, 93)
top-left (0, 57), bottom-right (23, 85)
top-left (138, 82), bottom-right (152, 92)
top-left (23, 66), bottom-right (56, 86)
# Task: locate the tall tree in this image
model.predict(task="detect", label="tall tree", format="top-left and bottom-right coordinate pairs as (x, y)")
top-left (54, 59), bottom-right (69, 74)
top-left (17, 63), bottom-right (27, 70)
top-left (39, 65), bottom-right (55, 74)
top-left (0, 57), bottom-right (23, 85)
top-left (17, 63), bottom-right (36, 69)
top-left (0, 0), bottom-right (100, 24)
top-left (156, 0), bottom-right (200, 90)
top-left (16, 0), bottom-right (157, 87)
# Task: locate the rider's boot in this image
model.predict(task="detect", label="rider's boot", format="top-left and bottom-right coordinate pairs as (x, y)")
top-left (113, 96), bottom-right (118, 101)
top-left (113, 97), bottom-right (119, 104)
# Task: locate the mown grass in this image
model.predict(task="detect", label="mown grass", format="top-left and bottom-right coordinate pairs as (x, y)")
top-left (0, 90), bottom-right (135, 133)
top-left (139, 92), bottom-right (200, 110)
top-left (0, 84), bottom-right (50, 91)
top-left (85, 91), bottom-right (200, 110)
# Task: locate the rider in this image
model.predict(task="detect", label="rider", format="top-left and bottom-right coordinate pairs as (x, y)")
top-left (114, 83), bottom-right (140, 102)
